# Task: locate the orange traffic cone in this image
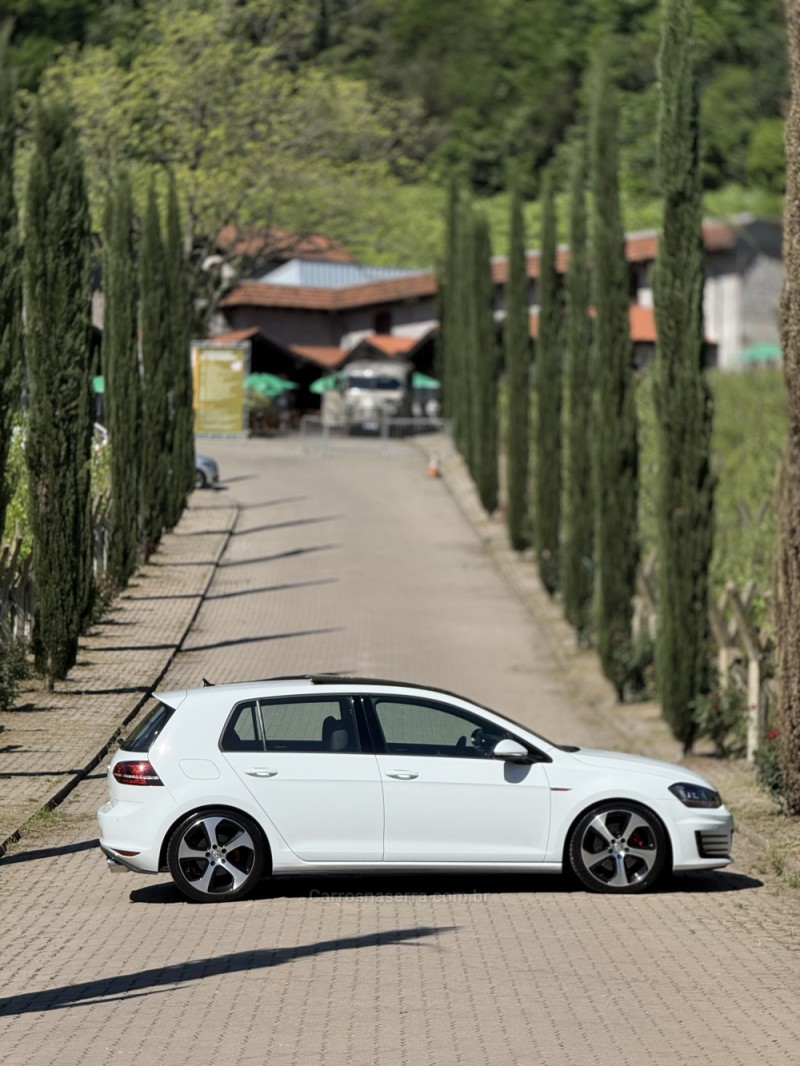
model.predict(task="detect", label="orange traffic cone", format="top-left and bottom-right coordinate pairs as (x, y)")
top-left (427, 454), bottom-right (440, 479)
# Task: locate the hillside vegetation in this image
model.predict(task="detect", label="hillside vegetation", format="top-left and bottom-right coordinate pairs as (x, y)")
top-left (4, 0), bottom-right (788, 265)
top-left (638, 368), bottom-right (786, 618)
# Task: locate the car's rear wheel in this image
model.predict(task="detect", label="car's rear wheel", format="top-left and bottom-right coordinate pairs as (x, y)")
top-left (568, 802), bottom-right (667, 894)
top-left (195, 468), bottom-right (207, 489)
top-left (167, 810), bottom-right (265, 902)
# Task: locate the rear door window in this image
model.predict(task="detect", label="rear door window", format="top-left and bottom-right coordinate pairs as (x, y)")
top-left (260, 697), bottom-right (360, 753)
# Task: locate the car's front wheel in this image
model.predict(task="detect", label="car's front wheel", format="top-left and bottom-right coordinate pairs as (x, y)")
top-left (167, 810), bottom-right (265, 902)
top-left (195, 468), bottom-right (207, 489)
top-left (568, 802), bottom-right (667, 893)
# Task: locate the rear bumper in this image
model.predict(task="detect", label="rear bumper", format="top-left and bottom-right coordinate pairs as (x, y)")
top-left (100, 844), bottom-right (149, 874)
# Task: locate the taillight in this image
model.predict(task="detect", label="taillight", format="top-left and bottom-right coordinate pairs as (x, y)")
top-left (112, 760), bottom-right (164, 786)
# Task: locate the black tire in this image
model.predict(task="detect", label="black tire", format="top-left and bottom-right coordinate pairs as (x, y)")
top-left (568, 801), bottom-right (667, 894)
top-left (167, 809), bottom-right (265, 902)
top-left (194, 468), bottom-right (207, 489)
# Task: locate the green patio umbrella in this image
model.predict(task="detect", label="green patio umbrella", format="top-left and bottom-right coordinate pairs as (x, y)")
top-left (411, 372), bottom-right (441, 389)
top-left (310, 372), bottom-right (344, 394)
top-left (92, 375), bottom-right (105, 394)
top-left (736, 343), bottom-right (781, 364)
top-left (244, 373), bottom-right (298, 397)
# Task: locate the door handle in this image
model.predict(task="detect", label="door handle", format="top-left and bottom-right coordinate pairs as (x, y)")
top-left (245, 768), bottom-right (278, 778)
top-left (386, 771), bottom-right (419, 780)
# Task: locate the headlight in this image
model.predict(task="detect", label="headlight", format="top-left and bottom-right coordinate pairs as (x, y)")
top-left (669, 782), bottom-right (722, 808)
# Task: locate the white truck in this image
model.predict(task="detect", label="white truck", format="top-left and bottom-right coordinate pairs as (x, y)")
top-left (341, 359), bottom-right (412, 431)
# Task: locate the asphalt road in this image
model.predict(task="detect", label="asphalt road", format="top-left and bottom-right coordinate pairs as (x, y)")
top-left (1, 435), bottom-right (798, 1066)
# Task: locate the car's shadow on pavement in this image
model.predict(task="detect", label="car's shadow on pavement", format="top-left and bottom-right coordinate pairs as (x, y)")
top-left (128, 866), bottom-right (762, 905)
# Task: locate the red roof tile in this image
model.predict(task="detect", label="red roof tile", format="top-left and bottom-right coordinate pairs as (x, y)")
top-left (208, 327), bottom-right (263, 343)
top-left (220, 272), bottom-right (438, 312)
top-left (289, 344), bottom-right (347, 368)
top-left (529, 303), bottom-right (657, 343)
top-left (361, 334), bottom-right (418, 356)
top-left (495, 222), bottom-right (739, 282)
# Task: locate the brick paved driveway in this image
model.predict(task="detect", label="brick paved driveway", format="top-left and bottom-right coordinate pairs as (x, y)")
top-left (1, 436), bottom-right (799, 1066)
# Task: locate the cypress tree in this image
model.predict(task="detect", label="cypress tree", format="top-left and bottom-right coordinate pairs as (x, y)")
top-left (139, 182), bottom-right (169, 552)
top-left (653, 0), bottom-right (714, 751)
top-left (103, 170), bottom-right (141, 587)
top-left (455, 196), bottom-right (476, 468)
top-left (462, 198), bottom-right (481, 480)
top-left (590, 59), bottom-right (639, 697)
top-left (165, 173), bottom-right (194, 527)
top-left (0, 24), bottom-right (22, 537)
top-left (24, 99), bottom-right (94, 683)
top-left (777, 0), bottom-right (800, 814)
top-left (535, 169), bottom-right (562, 595)
top-left (438, 178), bottom-right (459, 423)
top-left (562, 141), bottom-right (594, 640)
top-left (474, 212), bottom-right (499, 514)
top-left (505, 188), bottom-right (531, 551)
top-left (440, 180), bottom-right (473, 460)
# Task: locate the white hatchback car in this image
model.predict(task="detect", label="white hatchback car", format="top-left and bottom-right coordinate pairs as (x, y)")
top-left (98, 676), bottom-right (734, 902)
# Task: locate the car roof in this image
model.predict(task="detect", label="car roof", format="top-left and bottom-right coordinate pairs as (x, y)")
top-left (154, 675), bottom-right (472, 707)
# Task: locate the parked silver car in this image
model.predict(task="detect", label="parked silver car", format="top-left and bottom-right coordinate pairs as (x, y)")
top-left (194, 454), bottom-right (219, 489)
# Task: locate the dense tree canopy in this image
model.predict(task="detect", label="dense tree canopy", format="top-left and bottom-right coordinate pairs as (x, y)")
top-left (8, 0), bottom-right (789, 269)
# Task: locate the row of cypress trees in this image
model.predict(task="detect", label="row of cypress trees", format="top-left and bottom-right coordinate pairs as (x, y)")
top-left (103, 170), bottom-right (195, 582)
top-left (440, 0), bottom-right (713, 751)
top-left (439, 186), bottom-right (499, 515)
top-left (0, 24), bottom-right (21, 546)
top-left (0, 35), bottom-right (194, 684)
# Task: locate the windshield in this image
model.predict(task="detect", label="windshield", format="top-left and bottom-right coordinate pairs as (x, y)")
top-left (450, 691), bottom-right (575, 751)
top-left (346, 376), bottom-right (403, 391)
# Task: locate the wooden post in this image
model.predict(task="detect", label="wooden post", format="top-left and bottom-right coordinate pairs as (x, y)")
top-left (727, 584), bottom-right (764, 763)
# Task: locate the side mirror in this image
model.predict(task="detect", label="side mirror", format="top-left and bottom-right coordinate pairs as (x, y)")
top-left (492, 739), bottom-right (530, 762)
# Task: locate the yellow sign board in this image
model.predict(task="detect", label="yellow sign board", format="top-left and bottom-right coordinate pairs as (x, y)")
top-left (191, 342), bottom-right (249, 435)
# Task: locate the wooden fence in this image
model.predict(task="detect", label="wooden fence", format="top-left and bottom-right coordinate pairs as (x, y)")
top-left (633, 552), bottom-right (774, 761)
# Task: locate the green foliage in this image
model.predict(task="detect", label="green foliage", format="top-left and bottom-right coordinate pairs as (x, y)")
top-left (165, 172), bottom-right (194, 528)
top-left (638, 368), bottom-right (785, 625)
top-left (3, 1), bottom-right (103, 90)
top-left (0, 618), bottom-right (31, 712)
top-left (24, 96), bottom-right (94, 683)
top-left (459, 197), bottom-right (479, 477)
top-left (700, 65), bottom-right (759, 189)
top-left (2, 420), bottom-right (30, 553)
top-left (747, 117), bottom-right (785, 195)
top-left (708, 370), bottom-right (784, 609)
top-left (693, 682), bottom-right (747, 758)
top-left (2, 1), bottom-right (787, 279)
top-left (754, 729), bottom-right (784, 807)
top-left (139, 182), bottom-right (169, 552)
top-left (590, 56), bottom-right (639, 698)
top-left (534, 168), bottom-right (561, 595)
top-left (439, 183), bottom-right (476, 465)
top-left (504, 188), bottom-right (531, 551)
top-left (0, 23), bottom-right (23, 539)
top-left (653, 0), bottom-right (714, 751)
top-left (562, 140), bottom-right (593, 638)
top-left (103, 168), bottom-right (141, 586)
top-left (620, 632), bottom-right (656, 703)
top-left (473, 212), bottom-right (499, 515)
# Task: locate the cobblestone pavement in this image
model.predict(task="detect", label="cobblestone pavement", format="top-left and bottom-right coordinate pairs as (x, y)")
top-left (1, 434), bottom-right (799, 1066)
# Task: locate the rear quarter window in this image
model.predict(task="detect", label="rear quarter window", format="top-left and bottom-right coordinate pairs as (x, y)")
top-left (121, 703), bottom-right (176, 753)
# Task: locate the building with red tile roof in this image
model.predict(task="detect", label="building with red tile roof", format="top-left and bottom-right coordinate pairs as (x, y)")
top-left (211, 214), bottom-right (781, 381)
